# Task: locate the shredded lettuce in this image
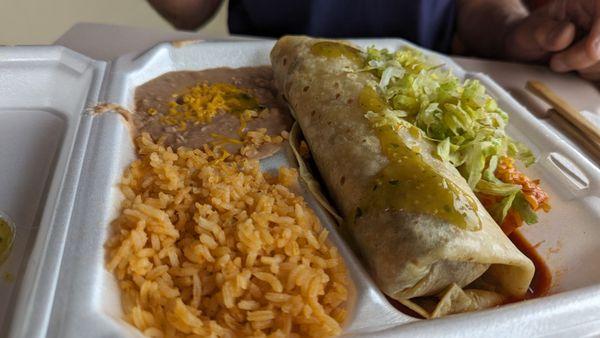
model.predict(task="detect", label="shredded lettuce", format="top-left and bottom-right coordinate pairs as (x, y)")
top-left (364, 46), bottom-right (537, 224)
top-left (475, 180), bottom-right (521, 197)
top-left (492, 193), bottom-right (517, 224)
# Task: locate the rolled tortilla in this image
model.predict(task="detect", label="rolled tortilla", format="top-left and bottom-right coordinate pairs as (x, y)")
top-left (271, 36), bottom-right (535, 317)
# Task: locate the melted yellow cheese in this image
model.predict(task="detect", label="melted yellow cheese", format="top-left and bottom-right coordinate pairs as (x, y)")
top-left (159, 83), bottom-right (259, 127)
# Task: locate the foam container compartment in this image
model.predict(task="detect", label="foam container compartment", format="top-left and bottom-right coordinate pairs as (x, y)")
top-left (3, 39), bottom-right (600, 337)
top-left (0, 46), bottom-right (105, 336)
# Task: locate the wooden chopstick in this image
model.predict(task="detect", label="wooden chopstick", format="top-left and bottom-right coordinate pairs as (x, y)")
top-left (526, 80), bottom-right (600, 145)
top-left (547, 109), bottom-right (600, 159)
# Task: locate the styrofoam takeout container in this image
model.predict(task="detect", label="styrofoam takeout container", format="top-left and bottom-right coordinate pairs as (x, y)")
top-left (2, 39), bottom-right (600, 337)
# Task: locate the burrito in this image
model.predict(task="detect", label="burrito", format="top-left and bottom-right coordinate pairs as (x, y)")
top-left (271, 36), bottom-right (535, 317)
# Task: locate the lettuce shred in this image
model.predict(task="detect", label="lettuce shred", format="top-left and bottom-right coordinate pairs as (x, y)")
top-left (364, 46), bottom-right (537, 224)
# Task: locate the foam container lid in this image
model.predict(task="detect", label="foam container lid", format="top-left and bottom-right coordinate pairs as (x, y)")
top-left (2, 39), bottom-right (600, 338)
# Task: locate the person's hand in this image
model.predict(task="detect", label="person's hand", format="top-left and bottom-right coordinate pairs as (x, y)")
top-left (505, 0), bottom-right (600, 80)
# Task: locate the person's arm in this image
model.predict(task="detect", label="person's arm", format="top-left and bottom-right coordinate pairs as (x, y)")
top-left (457, 0), bottom-right (600, 80)
top-left (148, 0), bottom-right (223, 30)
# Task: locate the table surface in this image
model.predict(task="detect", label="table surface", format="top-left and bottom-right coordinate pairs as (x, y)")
top-left (56, 22), bottom-right (600, 162)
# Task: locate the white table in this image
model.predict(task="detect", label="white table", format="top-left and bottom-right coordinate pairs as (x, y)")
top-left (56, 22), bottom-right (600, 162)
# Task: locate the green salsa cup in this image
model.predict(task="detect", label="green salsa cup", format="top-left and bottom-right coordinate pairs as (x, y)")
top-left (0, 212), bottom-right (15, 265)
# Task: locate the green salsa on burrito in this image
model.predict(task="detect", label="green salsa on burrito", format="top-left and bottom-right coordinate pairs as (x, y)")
top-left (359, 86), bottom-right (482, 231)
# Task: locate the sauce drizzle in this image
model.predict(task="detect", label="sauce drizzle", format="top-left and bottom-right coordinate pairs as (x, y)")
top-left (509, 230), bottom-right (553, 299)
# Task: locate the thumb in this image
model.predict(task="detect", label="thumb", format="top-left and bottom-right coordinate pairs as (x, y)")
top-left (506, 17), bottom-right (575, 61)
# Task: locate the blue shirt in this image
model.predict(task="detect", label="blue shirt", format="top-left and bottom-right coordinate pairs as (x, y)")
top-left (228, 0), bottom-right (456, 52)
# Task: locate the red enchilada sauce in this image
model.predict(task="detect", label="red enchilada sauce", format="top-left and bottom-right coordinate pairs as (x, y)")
top-left (509, 230), bottom-right (553, 299)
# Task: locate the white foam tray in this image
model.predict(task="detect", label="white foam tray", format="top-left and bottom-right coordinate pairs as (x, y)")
top-left (2, 39), bottom-right (600, 337)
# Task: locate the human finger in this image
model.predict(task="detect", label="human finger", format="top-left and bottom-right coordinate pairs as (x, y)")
top-left (577, 61), bottom-right (600, 81)
top-left (550, 37), bottom-right (600, 72)
top-left (507, 16), bottom-right (575, 60)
